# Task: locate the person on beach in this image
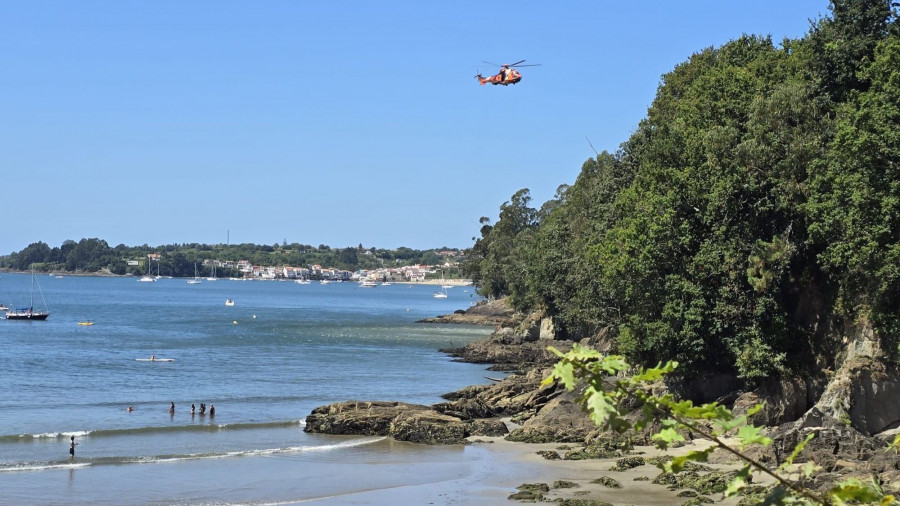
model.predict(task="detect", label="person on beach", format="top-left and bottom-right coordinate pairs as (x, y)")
top-left (168, 402), bottom-right (175, 414)
top-left (209, 404), bottom-right (215, 417)
top-left (69, 435), bottom-right (77, 458)
top-left (191, 403), bottom-right (196, 416)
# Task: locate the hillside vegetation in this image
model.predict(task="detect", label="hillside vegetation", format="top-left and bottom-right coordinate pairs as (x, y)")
top-left (464, 0), bottom-right (900, 381)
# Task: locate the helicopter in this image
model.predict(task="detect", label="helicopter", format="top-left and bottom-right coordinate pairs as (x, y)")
top-left (476, 60), bottom-right (541, 86)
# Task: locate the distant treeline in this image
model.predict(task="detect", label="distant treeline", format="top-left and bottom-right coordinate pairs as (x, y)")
top-left (0, 239), bottom-right (462, 278)
top-left (462, 1), bottom-right (900, 381)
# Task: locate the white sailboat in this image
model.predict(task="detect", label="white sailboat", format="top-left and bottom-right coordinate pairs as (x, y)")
top-left (205, 263), bottom-right (218, 281)
top-left (433, 269), bottom-right (449, 298)
top-left (139, 257), bottom-right (156, 282)
top-left (187, 264), bottom-right (202, 284)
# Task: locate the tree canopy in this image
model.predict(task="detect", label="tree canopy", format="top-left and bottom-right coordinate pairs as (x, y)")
top-left (464, 0), bottom-right (900, 380)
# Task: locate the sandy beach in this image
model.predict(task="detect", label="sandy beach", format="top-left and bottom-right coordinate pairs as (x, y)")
top-left (305, 434), bottom-right (770, 505)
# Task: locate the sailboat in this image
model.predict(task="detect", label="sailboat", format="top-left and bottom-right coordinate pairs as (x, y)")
top-left (6, 266), bottom-right (50, 320)
top-left (139, 258), bottom-right (156, 282)
top-left (432, 268), bottom-right (449, 298)
top-left (205, 263), bottom-right (218, 281)
top-left (187, 264), bottom-right (202, 284)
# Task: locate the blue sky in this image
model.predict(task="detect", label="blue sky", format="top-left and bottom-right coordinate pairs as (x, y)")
top-left (0, 1), bottom-right (830, 253)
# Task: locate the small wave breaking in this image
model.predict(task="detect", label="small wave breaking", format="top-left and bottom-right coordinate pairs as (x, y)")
top-left (0, 436), bottom-right (385, 473)
top-left (2, 419), bottom-right (306, 443)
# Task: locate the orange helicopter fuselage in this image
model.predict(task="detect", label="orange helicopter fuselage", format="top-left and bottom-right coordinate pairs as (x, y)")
top-left (477, 68), bottom-right (522, 86)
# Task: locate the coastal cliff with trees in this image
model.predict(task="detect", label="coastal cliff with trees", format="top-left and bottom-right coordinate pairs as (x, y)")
top-left (307, 2), bottom-right (900, 503)
top-left (464, 0), bottom-right (899, 386)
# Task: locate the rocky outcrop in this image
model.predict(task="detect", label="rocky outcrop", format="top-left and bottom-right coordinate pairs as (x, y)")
top-left (441, 331), bottom-right (573, 368)
top-left (435, 368), bottom-right (559, 419)
top-left (812, 356), bottom-right (900, 435)
top-left (418, 298), bottom-right (518, 326)
top-left (304, 400), bottom-right (508, 444)
top-left (732, 376), bottom-right (827, 427)
top-left (305, 401), bottom-right (430, 437)
top-left (506, 390), bottom-right (600, 443)
top-left (733, 407), bottom-right (900, 488)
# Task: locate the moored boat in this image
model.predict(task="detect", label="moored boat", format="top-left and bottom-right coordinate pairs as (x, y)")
top-left (6, 267), bottom-right (50, 320)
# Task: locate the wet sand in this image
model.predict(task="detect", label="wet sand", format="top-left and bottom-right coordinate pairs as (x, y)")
top-left (311, 436), bottom-right (771, 505)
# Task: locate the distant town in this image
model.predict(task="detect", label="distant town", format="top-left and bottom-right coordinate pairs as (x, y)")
top-left (143, 252), bottom-right (466, 283)
top-left (0, 239), bottom-right (470, 283)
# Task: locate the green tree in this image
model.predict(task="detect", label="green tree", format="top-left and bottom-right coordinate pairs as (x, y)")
top-left (339, 247), bottom-right (359, 267)
top-left (807, 33), bottom-right (900, 342)
top-left (465, 188), bottom-right (540, 304)
top-left (15, 242), bottom-right (51, 270)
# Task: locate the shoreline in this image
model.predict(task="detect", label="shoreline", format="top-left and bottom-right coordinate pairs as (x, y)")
top-left (0, 269), bottom-right (473, 286)
top-left (303, 299), bottom-right (788, 504)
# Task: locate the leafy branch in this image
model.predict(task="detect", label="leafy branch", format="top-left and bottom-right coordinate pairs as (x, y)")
top-left (543, 343), bottom-right (896, 505)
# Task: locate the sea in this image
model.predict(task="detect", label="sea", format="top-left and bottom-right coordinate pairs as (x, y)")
top-left (0, 273), bottom-right (510, 505)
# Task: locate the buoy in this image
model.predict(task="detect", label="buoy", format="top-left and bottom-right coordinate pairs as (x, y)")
top-left (233, 320), bottom-right (238, 325)
top-left (252, 315), bottom-right (257, 319)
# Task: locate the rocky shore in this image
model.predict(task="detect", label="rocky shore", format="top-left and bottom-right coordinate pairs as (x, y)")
top-left (304, 298), bottom-right (900, 503)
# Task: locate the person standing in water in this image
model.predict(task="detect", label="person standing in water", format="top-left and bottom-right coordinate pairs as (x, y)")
top-left (168, 402), bottom-right (175, 414)
top-left (69, 435), bottom-right (77, 458)
top-left (209, 404), bottom-right (215, 417)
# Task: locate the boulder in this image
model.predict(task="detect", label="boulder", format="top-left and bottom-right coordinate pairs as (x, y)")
top-left (435, 368), bottom-right (560, 419)
top-left (390, 411), bottom-right (469, 444)
top-left (304, 400), bottom-right (507, 444)
top-left (505, 390), bottom-right (596, 443)
top-left (304, 401), bottom-right (429, 436)
top-left (764, 408), bottom-right (888, 470)
top-left (539, 317), bottom-right (556, 340)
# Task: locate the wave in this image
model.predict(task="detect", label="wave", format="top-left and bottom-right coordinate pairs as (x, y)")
top-left (0, 436), bottom-right (386, 473)
top-left (0, 419), bottom-right (307, 443)
top-left (0, 462), bottom-right (91, 473)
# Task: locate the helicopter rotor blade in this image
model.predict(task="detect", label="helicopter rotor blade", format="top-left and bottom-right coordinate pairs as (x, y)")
top-left (482, 60), bottom-right (502, 67)
top-left (512, 64), bottom-right (541, 67)
top-left (508, 59), bottom-right (526, 66)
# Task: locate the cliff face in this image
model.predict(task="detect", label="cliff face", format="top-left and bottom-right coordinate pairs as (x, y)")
top-left (808, 320), bottom-right (900, 435)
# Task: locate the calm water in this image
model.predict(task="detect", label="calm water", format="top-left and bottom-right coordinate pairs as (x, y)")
top-left (0, 273), bottom-right (497, 504)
